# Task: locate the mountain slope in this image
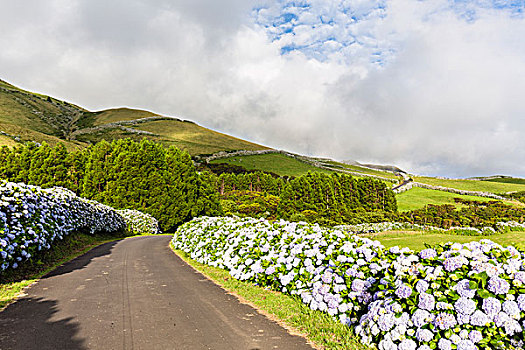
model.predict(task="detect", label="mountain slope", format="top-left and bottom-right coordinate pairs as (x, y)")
top-left (0, 79), bottom-right (269, 155)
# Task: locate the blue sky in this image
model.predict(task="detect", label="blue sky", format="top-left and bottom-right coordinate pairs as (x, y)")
top-left (1, 0), bottom-right (525, 177)
top-left (254, 0), bottom-right (523, 64)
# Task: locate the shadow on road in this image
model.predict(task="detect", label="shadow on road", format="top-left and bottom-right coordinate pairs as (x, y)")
top-left (0, 297), bottom-right (87, 350)
top-left (45, 240), bottom-right (120, 279)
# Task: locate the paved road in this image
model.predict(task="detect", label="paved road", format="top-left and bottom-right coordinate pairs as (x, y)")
top-left (0, 236), bottom-right (313, 350)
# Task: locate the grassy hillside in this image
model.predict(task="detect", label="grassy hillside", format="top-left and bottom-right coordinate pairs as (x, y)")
top-left (395, 187), bottom-right (493, 211)
top-left (210, 153), bottom-right (335, 177)
top-left (0, 79), bottom-right (268, 155)
top-left (322, 160), bottom-right (399, 180)
top-left (413, 176), bottom-right (525, 194)
top-left (0, 122), bottom-right (84, 151)
top-left (485, 177), bottom-right (525, 185)
top-left (209, 152), bottom-right (404, 180)
top-left (91, 108), bottom-right (158, 126)
top-left (0, 79), bottom-right (85, 140)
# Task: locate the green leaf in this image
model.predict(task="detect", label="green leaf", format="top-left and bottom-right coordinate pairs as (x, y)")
top-left (477, 289), bottom-right (491, 299)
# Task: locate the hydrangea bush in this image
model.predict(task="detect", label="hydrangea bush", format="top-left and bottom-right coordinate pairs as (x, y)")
top-left (116, 209), bottom-right (160, 235)
top-left (173, 216), bottom-right (525, 350)
top-left (1, 180), bottom-right (127, 271)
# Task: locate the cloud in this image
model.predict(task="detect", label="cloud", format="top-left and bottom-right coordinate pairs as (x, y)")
top-left (0, 0), bottom-right (524, 177)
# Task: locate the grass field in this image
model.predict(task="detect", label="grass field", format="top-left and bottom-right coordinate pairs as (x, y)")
top-left (210, 153), bottom-right (335, 177)
top-left (133, 119), bottom-right (269, 155)
top-left (0, 134), bottom-right (18, 147)
top-left (395, 187), bottom-right (494, 211)
top-left (485, 177), bottom-right (525, 185)
top-left (413, 176), bottom-right (525, 194)
top-left (173, 247), bottom-right (368, 350)
top-left (364, 230), bottom-right (525, 251)
top-left (0, 122), bottom-right (84, 151)
top-left (90, 108), bottom-right (158, 126)
top-left (324, 161), bottom-right (399, 180)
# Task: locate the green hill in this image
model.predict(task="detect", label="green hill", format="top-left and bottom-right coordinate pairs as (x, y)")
top-left (0, 79), bottom-right (269, 155)
top-left (3, 77), bottom-right (525, 211)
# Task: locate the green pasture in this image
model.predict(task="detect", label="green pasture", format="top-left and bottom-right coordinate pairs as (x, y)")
top-left (364, 230), bottom-right (525, 251)
top-left (210, 153), bottom-right (335, 177)
top-left (133, 119), bottom-right (268, 155)
top-left (485, 177), bottom-right (525, 185)
top-left (324, 161), bottom-right (399, 180)
top-left (413, 176), bottom-right (525, 194)
top-left (395, 187), bottom-right (493, 211)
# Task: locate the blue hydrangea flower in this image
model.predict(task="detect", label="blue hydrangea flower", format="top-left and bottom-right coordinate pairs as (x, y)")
top-left (434, 312), bottom-right (457, 330)
top-left (416, 328), bottom-right (434, 342)
top-left (412, 309), bottom-right (434, 327)
top-left (398, 339), bottom-right (417, 350)
top-left (517, 294), bottom-right (525, 311)
top-left (454, 297), bottom-right (477, 315)
top-left (438, 338), bottom-right (452, 350)
top-left (502, 300), bottom-right (520, 319)
top-left (470, 310), bottom-right (491, 326)
top-left (455, 279), bottom-right (476, 298)
top-left (377, 313), bottom-right (396, 332)
top-left (468, 330), bottom-right (482, 343)
top-left (457, 339), bottom-right (476, 350)
top-left (418, 292), bottom-right (435, 311)
top-left (396, 284), bottom-right (413, 299)
top-left (482, 297), bottom-right (501, 316)
top-left (419, 248), bottom-right (437, 259)
top-left (416, 280), bottom-right (429, 293)
top-left (487, 276), bottom-right (510, 295)
top-left (443, 256), bottom-right (466, 272)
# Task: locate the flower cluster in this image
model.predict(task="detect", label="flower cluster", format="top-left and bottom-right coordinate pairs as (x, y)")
top-left (173, 216), bottom-right (525, 350)
top-left (1, 180), bottom-right (127, 271)
top-left (116, 209), bottom-right (160, 235)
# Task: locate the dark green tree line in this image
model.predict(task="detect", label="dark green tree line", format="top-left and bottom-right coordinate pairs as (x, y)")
top-left (0, 140), bottom-right (220, 231)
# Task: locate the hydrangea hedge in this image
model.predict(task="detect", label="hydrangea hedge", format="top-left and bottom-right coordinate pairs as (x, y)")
top-left (117, 209), bottom-right (160, 235)
top-left (173, 216), bottom-right (525, 350)
top-left (0, 180), bottom-right (159, 271)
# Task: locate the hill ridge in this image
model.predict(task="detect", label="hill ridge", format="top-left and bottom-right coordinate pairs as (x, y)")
top-left (0, 78), bottom-right (269, 155)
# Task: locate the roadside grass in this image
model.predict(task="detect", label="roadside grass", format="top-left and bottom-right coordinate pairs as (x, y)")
top-left (395, 187), bottom-right (493, 211)
top-left (363, 230), bottom-right (525, 251)
top-left (0, 231), bottom-right (130, 310)
top-left (210, 153), bottom-right (335, 177)
top-left (413, 176), bottom-right (525, 194)
top-left (172, 246), bottom-right (368, 350)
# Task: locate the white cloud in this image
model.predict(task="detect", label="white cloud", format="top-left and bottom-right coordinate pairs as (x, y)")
top-left (0, 0), bottom-right (524, 177)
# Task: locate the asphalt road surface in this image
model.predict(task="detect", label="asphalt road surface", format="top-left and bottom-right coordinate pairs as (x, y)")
top-left (0, 235), bottom-right (313, 350)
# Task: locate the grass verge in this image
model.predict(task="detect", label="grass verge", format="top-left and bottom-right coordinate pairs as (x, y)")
top-left (0, 231), bottom-right (129, 310)
top-left (171, 244), bottom-right (368, 350)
